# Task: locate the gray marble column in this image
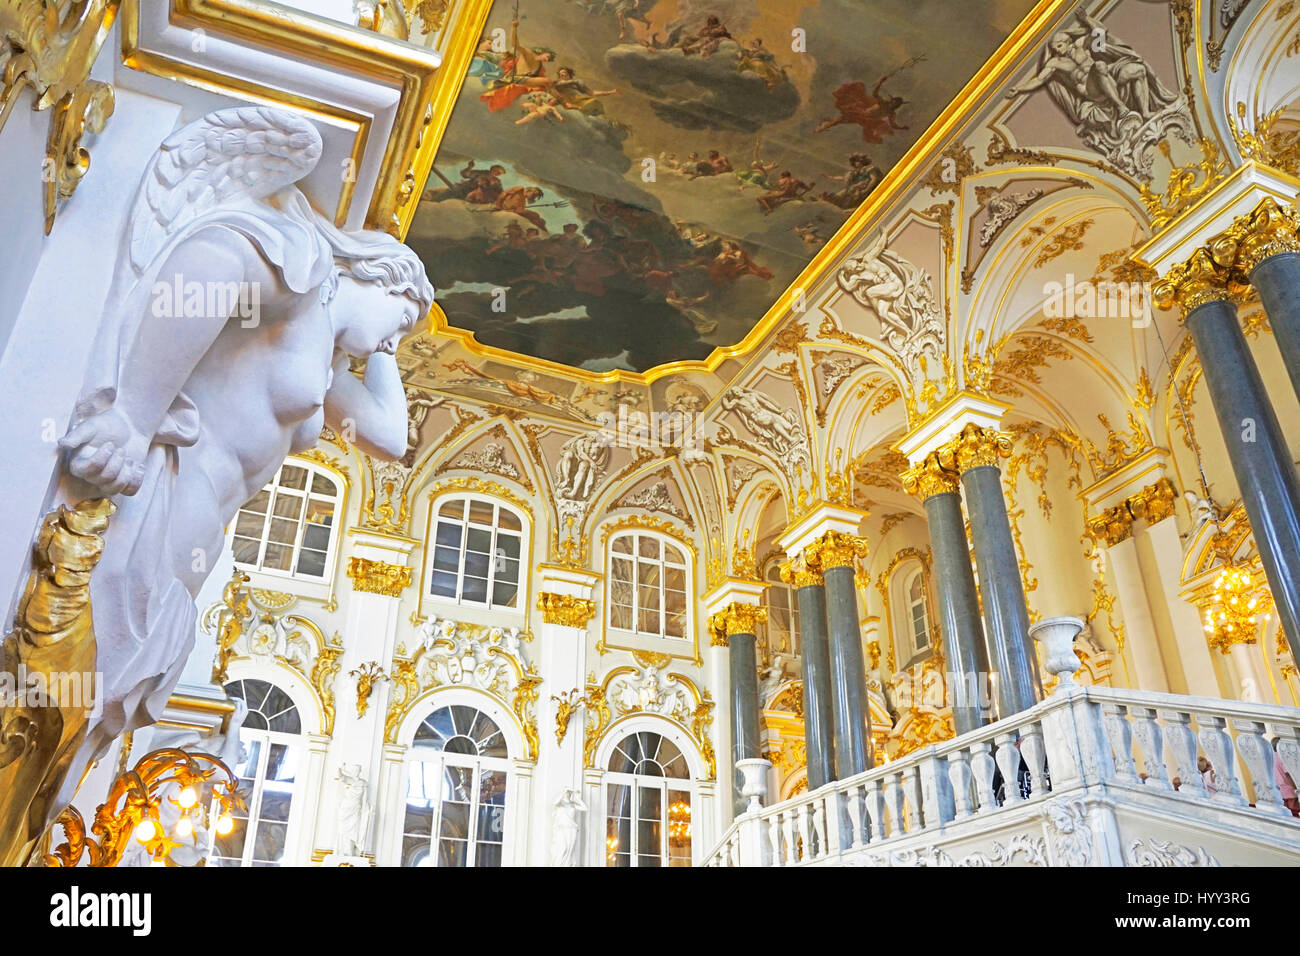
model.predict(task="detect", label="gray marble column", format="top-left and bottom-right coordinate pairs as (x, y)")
top-left (1249, 250), bottom-right (1300, 407)
top-left (794, 575), bottom-right (835, 790)
top-left (1186, 296), bottom-right (1300, 662)
top-left (919, 478), bottom-right (991, 734)
top-left (946, 427), bottom-right (1040, 719)
top-left (823, 560), bottom-right (871, 779)
top-left (728, 630), bottom-right (760, 817)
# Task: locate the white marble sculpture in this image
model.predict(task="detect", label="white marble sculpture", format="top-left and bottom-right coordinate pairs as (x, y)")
top-left (553, 430), bottom-right (611, 520)
top-left (336, 763), bottom-right (372, 857)
top-left (1005, 8), bottom-right (1193, 179)
top-left (836, 232), bottom-right (944, 396)
top-left (550, 788), bottom-right (587, 867)
top-left (720, 386), bottom-right (810, 471)
top-left (57, 106), bottom-right (435, 792)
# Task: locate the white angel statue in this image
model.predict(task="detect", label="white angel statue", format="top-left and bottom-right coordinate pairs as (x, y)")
top-left (57, 107), bottom-right (434, 792)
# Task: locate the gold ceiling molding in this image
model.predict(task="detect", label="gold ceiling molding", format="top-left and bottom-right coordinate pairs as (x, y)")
top-left (420, 0), bottom-right (1075, 385)
top-left (1229, 103), bottom-right (1300, 178)
top-left (1, 0), bottom-right (119, 234)
top-left (1139, 139), bottom-right (1229, 232)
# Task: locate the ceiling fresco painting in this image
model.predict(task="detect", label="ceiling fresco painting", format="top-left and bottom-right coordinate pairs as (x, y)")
top-left (405, 0), bottom-right (1040, 374)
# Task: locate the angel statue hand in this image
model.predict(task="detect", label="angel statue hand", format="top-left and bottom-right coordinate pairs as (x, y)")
top-left (60, 406), bottom-right (152, 496)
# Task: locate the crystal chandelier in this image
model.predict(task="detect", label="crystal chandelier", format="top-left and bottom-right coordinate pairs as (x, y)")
top-left (1202, 560), bottom-right (1272, 654)
top-left (668, 800), bottom-right (691, 841)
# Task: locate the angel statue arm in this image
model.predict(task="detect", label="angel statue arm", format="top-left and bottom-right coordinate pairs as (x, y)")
top-left (324, 348), bottom-right (411, 461)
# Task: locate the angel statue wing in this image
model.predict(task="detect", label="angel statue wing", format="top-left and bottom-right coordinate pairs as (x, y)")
top-left (127, 106), bottom-right (323, 276)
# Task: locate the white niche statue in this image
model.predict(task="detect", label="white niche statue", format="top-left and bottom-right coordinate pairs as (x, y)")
top-left (335, 763), bottom-right (373, 858)
top-left (550, 788), bottom-right (587, 867)
top-left (57, 107), bottom-right (435, 794)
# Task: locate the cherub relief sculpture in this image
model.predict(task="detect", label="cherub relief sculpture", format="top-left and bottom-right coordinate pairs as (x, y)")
top-left (58, 107), bottom-right (435, 785)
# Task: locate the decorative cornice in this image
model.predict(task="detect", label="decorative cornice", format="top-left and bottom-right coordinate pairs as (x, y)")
top-left (346, 556), bottom-right (412, 596)
top-left (805, 529), bottom-right (869, 571)
top-left (707, 602), bottom-right (767, 647)
top-left (900, 452), bottom-right (961, 500)
top-left (936, 423), bottom-right (1013, 474)
top-left (537, 592), bottom-right (596, 628)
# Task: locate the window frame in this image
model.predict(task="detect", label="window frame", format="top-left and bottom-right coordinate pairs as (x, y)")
top-left (605, 530), bottom-right (693, 644)
top-left (601, 731), bottom-right (695, 868)
top-left (891, 563), bottom-right (935, 665)
top-left (761, 561), bottom-right (802, 659)
top-left (423, 494), bottom-right (529, 616)
top-left (397, 704), bottom-right (514, 868)
top-left (213, 678), bottom-right (305, 869)
top-left (228, 458), bottom-right (345, 596)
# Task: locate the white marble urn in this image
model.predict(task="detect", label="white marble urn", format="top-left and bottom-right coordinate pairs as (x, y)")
top-left (735, 758), bottom-right (773, 814)
top-left (1030, 616), bottom-right (1085, 693)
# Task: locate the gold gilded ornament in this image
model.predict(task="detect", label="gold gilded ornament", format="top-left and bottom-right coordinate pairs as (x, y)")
top-left (936, 423), bottom-right (1013, 474)
top-left (537, 592), bottom-right (596, 628)
top-left (707, 602), bottom-right (767, 647)
top-left (346, 556), bottom-right (412, 596)
top-left (806, 529), bottom-right (869, 571)
top-left (349, 661), bottom-right (387, 718)
top-left (900, 452), bottom-right (960, 500)
top-left (209, 568), bottom-right (252, 684)
top-left (778, 558), bottom-right (823, 588)
top-left (0, 497), bottom-right (114, 867)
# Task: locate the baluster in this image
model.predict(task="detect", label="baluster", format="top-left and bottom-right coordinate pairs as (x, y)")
top-left (1127, 705), bottom-right (1172, 790)
top-left (1232, 718), bottom-right (1290, 816)
top-left (845, 783), bottom-right (865, 848)
top-left (969, 740), bottom-right (998, 813)
top-left (796, 803), bottom-right (812, 863)
top-left (1197, 714), bottom-right (1246, 806)
top-left (947, 750), bottom-right (974, 819)
top-left (884, 772), bottom-right (906, 836)
top-left (1019, 723), bottom-right (1049, 798)
top-left (1101, 702), bottom-right (1139, 783)
top-left (816, 790), bottom-right (826, 858)
top-left (864, 779), bottom-right (886, 843)
top-left (1161, 709), bottom-right (1207, 798)
top-left (994, 731), bottom-right (1024, 805)
top-left (901, 764), bottom-right (923, 831)
top-left (1275, 725), bottom-right (1300, 810)
top-left (767, 814), bottom-right (782, 866)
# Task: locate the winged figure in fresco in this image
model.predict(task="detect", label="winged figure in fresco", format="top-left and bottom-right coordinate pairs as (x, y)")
top-left (814, 55), bottom-right (924, 143)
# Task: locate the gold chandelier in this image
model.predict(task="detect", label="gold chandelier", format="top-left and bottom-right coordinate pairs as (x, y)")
top-left (1202, 560), bottom-right (1272, 654)
top-left (668, 800), bottom-right (691, 841)
top-left (43, 747), bottom-right (244, 867)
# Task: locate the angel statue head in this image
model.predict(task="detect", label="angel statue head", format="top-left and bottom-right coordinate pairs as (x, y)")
top-left (53, 106), bottom-right (435, 812)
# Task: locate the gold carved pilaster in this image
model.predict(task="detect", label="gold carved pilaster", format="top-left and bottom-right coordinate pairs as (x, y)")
top-left (805, 529), bottom-right (869, 571)
top-left (900, 452), bottom-right (961, 500)
top-left (0, 497), bottom-right (115, 867)
top-left (346, 557), bottom-right (412, 596)
top-left (707, 602), bottom-right (767, 647)
top-left (537, 592), bottom-right (596, 628)
top-left (936, 423), bottom-right (1013, 474)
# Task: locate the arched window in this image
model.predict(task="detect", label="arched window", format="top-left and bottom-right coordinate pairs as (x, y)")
top-left (428, 497), bottom-right (525, 611)
top-left (214, 678), bottom-right (302, 867)
top-left (400, 704), bottom-right (511, 867)
top-left (762, 562), bottom-right (801, 657)
top-left (902, 566), bottom-right (931, 658)
top-left (607, 532), bottom-right (689, 640)
top-left (604, 731), bottom-right (693, 867)
top-left (231, 459), bottom-right (342, 581)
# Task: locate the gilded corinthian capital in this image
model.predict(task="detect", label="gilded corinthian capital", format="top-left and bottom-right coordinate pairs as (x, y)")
top-left (779, 559), bottom-right (823, 588)
top-left (1229, 198), bottom-right (1300, 274)
top-left (936, 423), bottom-right (1013, 474)
top-left (900, 452), bottom-right (960, 500)
top-left (806, 529), bottom-right (869, 571)
top-left (1152, 245), bottom-right (1237, 315)
top-left (707, 602), bottom-right (768, 646)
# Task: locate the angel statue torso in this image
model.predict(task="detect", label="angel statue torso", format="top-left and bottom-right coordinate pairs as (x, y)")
top-left (56, 107), bottom-right (434, 796)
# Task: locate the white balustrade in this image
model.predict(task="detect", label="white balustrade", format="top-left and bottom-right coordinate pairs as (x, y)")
top-left (703, 685), bottom-right (1300, 867)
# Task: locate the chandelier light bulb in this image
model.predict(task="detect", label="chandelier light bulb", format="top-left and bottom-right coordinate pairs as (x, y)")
top-left (133, 819), bottom-right (159, 844)
top-left (216, 813), bottom-right (235, 836)
top-left (178, 786), bottom-right (198, 809)
top-left (175, 816), bottom-right (194, 838)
